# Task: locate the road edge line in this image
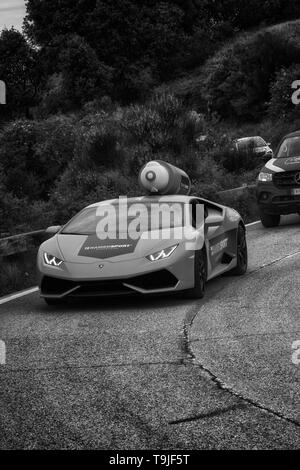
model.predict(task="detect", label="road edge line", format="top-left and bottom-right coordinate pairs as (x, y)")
top-left (0, 287), bottom-right (39, 305)
top-left (246, 220), bottom-right (260, 227)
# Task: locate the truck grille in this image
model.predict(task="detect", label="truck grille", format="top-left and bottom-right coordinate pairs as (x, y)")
top-left (273, 171), bottom-right (300, 188)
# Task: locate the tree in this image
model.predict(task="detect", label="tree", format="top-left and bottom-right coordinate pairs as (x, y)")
top-left (24, 1), bottom-right (186, 100)
top-left (22, 0), bottom-right (300, 105)
top-left (0, 28), bottom-right (39, 120)
top-left (57, 35), bottom-right (113, 108)
top-left (0, 117), bottom-right (75, 200)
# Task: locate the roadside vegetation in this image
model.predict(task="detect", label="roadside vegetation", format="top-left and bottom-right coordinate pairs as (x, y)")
top-left (0, 251), bottom-right (38, 296)
top-left (1, 2), bottom-right (300, 295)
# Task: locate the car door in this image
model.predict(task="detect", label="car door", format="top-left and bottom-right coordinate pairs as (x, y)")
top-left (195, 198), bottom-right (237, 279)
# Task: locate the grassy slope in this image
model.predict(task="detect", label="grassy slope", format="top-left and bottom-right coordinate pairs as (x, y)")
top-left (166, 20), bottom-right (300, 109)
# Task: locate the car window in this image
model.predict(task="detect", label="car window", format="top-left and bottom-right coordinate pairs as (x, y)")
top-left (277, 137), bottom-right (300, 158)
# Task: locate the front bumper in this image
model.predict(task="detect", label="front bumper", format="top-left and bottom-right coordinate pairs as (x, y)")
top-left (256, 181), bottom-right (300, 215)
top-left (38, 251), bottom-right (195, 298)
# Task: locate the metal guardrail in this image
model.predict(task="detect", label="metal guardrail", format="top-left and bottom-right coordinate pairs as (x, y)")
top-left (217, 184), bottom-right (256, 197)
top-left (0, 230), bottom-right (45, 258)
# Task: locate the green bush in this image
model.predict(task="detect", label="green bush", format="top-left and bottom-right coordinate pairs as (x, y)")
top-left (49, 166), bottom-right (136, 223)
top-left (268, 64), bottom-right (300, 119)
top-left (34, 73), bottom-right (70, 118)
top-left (204, 28), bottom-right (300, 119)
top-left (220, 147), bottom-right (263, 173)
top-left (219, 190), bottom-right (258, 223)
top-left (0, 251), bottom-right (38, 296)
top-left (0, 185), bottom-right (54, 235)
top-left (0, 117), bottom-right (75, 201)
top-left (0, 121), bottom-right (40, 200)
top-left (0, 28), bottom-right (39, 121)
top-left (73, 113), bottom-right (126, 171)
top-left (122, 92), bottom-right (203, 155)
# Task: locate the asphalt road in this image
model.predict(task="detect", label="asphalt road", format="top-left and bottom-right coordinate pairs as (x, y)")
top-left (0, 216), bottom-right (299, 449)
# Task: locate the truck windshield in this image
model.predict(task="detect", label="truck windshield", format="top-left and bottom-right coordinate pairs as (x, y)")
top-left (277, 137), bottom-right (300, 158)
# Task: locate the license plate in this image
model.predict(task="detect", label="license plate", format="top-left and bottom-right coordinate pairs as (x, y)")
top-left (291, 188), bottom-right (300, 195)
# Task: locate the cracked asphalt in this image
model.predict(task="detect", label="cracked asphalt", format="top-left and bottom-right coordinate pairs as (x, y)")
top-left (0, 216), bottom-right (299, 449)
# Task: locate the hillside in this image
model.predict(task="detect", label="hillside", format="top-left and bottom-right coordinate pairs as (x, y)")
top-left (167, 19), bottom-right (300, 119)
top-left (1, 15), bottom-right (300, 240)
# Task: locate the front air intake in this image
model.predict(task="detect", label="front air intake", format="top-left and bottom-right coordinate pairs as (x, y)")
top-left (126, 270), bottom-right (178, 290)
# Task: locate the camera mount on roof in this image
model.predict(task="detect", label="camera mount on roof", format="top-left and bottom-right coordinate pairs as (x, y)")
top-left (139, 160), bottom-right (191, 196)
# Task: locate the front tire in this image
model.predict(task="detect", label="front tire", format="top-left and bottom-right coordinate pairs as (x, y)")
top-left (231, 225), bottom-right (248, 275)
top-left (185, 248), bottom-right (207, 299)
top-left (259, 210), bottom-right (280, 228)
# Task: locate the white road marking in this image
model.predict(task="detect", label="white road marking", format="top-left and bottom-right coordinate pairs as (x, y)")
top-left (0, 220), bottom-right (261, 305)
top-left (0, 287), bottom-right (39, 305)
top-left (246, 220), bottom-right (260, 227)
top-left (0, 340), bottom-right (6, 365)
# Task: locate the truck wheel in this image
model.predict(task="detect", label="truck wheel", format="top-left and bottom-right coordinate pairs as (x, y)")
top-left (185, 248), bottom-right (207, 299)
top-left (259, 210), bottom-right (280, 228)
top-left (231, 225), bottom-right (248, 275)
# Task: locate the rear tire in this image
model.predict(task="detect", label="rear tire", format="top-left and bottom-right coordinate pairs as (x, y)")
top-left (185, 248), bottom-right (207, 299)
top-left (231, 225), bottom-right (248, 275)
top-left (259, 210), bottom-right (280, 228)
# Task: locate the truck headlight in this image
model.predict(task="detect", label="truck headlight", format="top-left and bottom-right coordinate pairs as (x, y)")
top-left (258, 172), bottom-right (273, 182)
top-left (146, 245), bottom-right (178, 262)
top-left (43, 253), bottom-right (63, 267)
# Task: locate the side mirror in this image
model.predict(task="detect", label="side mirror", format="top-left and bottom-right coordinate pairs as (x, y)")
top-left (205, 215), bottom-right (223, 227)
top-left (45, 225), bottom-right (62, 234)
top-left (266, 142), bottom-right (271, 147)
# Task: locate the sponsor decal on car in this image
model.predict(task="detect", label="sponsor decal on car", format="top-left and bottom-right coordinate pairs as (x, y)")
top-left (210, 237), bottom-right (228, 256)
top-left (78, 235), bottom-right (139, 259)
top-left (264, 159), bottom-right (285, 173)
top-left (284, 156), bottom-right (300, 165)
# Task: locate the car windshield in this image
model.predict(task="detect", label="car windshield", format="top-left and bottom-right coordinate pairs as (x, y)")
top-left (277, 136), bottom-right (300, 158)
top-left (61, 202), bottom-right (191, 235)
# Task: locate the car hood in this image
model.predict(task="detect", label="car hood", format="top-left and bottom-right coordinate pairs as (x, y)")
top-left (55, 227), bottom-right (198, 263)
top-left (264, 156), bottom-right (300, 173)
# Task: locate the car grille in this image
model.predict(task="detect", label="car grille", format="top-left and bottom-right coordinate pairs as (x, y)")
top-left (41, 270), bottom-right (178, 297)
top-left (126, 270), bottom-right (178, 290)
top-left (273, 171), bottom-right (300, 188)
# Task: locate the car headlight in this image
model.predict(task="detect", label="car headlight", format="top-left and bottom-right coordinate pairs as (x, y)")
top-left (258, 172), bottom-right (273, 182)
top-left (146, 245), bottom-right (178, 262)
top-left (43, 253), bottom-right (63, 267)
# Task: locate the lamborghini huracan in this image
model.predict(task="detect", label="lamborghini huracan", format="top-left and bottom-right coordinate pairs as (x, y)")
top-left (37, 195), bottom-right (247, 304)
